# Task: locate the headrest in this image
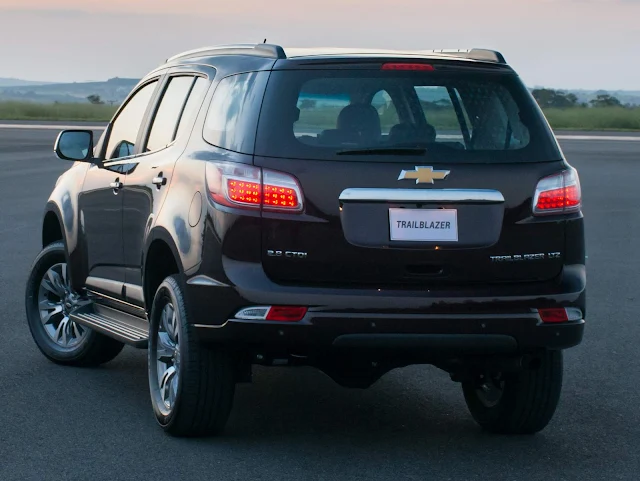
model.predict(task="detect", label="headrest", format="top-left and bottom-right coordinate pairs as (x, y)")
top-left (337, 104), bottom-right (381, 141)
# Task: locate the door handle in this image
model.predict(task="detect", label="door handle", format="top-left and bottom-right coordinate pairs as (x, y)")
top-left (110, 179), bottom-right (123, 190)
top-left (152, 175), bottom-right (167, 187)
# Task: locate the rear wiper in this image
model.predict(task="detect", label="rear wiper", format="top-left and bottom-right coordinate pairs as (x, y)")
top-left (336, 147), bottom-right (427, 156)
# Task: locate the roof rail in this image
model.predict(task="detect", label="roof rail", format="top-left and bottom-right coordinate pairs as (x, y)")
top-left (166, 43), bottom-right (286, 63)
top-left (421, 49), bottom-right (506, 64)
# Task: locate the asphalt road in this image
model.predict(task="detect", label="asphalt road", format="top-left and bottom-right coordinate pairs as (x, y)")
top-left (1, 124), bottom-right (639, 481)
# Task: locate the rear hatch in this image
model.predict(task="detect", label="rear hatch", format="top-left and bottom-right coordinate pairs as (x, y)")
top-left (253, 60), bottom-right (568, 288)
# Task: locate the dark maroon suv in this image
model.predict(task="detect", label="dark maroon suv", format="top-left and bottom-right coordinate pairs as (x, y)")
top-left (25, 44), bottom-right (585, 437)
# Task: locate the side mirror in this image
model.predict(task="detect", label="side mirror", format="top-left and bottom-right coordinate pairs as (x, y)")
top-left (54, 130), bottom-right (95, 162)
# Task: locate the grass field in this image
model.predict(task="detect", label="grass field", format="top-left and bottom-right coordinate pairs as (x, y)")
top-left (543, 107), bottom-right (640, 131)
top-left (1, 101), bottom-right (639, 131)
top-left (0, 101), bottom-right (117, 121)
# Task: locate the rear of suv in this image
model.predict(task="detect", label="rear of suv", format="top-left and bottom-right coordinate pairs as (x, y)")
top-left (25, 45), bottom-right (585, 437)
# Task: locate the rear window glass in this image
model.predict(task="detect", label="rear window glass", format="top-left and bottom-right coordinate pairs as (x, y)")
top-left (255, 68), bottom-right (560, 163)
top-left (203, 71), bottom-right (269, 154)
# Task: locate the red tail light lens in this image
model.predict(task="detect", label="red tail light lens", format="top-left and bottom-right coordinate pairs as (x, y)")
top-left (533, 169), bottom-right (581, 215)
top-left (538, 308), bottom-right (569, 323)
top-left (226, 180), bottom-right (261, 205)
top-left (382, 63), bottom-right (434, 71)
top-left (262, 170), bottom-right (302, 211)
top-left (206, 162), bottom-right (304, 212)
top-left (265, 306), bottom-right (308, 322)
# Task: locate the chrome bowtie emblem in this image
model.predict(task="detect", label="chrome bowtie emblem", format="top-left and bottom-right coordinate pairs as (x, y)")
top-left (398, 166), bottom-right (450, 184)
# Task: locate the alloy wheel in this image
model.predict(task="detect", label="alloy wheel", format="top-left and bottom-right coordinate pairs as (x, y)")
top-left (37, 262), bottom-right (87, 348)
top-left (156, 301), bottom-right (181, 410)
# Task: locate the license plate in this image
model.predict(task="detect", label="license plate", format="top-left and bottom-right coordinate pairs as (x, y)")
top-left (389, 208), bottom-right (458, 242)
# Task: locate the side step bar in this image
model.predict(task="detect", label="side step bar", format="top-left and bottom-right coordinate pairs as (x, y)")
top-left (70, 303), bottom-right (149, 348)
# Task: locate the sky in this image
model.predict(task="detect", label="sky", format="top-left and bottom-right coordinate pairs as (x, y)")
top-left (0, 0), bottom-right (639, 90)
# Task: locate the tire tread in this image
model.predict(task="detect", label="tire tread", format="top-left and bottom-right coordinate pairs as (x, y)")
top-left (463, 350), bottom-right (563, 435)
top-left (151, 275), bottom-right (235, 437)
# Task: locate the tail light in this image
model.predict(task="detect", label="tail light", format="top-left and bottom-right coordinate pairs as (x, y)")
top-left (533, 169), bottom-right (581, 215)
top-left (206, 162), bottom-right (304, 212)
top-left (538, 307), bottom-right (582, 323)
top-left (235, 306), bottom-right (308, 322)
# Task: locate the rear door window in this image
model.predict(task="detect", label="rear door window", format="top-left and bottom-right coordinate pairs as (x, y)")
top-left (145, 76), bottom-right (196, 153)
top-left (255, 68), bottom-right (560, 163)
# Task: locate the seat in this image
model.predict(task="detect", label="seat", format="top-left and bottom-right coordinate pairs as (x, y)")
top-left (388, 122), bottom-right (437, 145)
top-left (319, 104), bottom-right (382, 146)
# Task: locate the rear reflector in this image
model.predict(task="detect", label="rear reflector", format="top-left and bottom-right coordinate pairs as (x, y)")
top-left (265, 306), bottom-right (308, 322)
top-left (538, 308), bottom-right (582, 323)
top-left (382, 63), bottom-right (435, 71)
top-left (235, 306), bottom-right (308, 322)
top-left (533, 169), bottom-right (581, 215)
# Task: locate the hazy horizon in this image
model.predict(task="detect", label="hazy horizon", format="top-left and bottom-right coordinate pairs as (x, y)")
top-left (1, 0), bottom-right (639, 90)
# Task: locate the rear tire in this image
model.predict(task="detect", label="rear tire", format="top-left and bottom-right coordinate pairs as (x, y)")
top-left (148, 275), bottom-right (236, 437)
top-left (462, 350), bottom-right (563, 434)
top-left (25, 241), bottom-right (125, 367)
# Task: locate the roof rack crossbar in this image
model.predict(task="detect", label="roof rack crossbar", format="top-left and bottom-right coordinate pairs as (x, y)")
top-left (420, 49), bottom-right (506, 64)
top-left (166, 43), bottom-right (286, 63)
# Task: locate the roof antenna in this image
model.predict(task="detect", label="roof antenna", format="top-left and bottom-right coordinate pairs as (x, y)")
top-left (263, 38), bottom-right (267, 44)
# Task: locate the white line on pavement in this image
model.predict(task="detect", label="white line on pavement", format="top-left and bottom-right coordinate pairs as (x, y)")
top-left (555, 135), bottom-right (640, 141)
top-left (0, 124), bottom-right (106, 130)
top-left (1, 124), bottom-right (639, 141)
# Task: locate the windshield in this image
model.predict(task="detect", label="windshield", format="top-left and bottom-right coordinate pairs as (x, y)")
top-left (255, 67), bottom-right (562, 163)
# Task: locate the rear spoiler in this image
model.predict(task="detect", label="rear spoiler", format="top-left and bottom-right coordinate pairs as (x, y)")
top-left (419, 49), bottom-right (506, 64)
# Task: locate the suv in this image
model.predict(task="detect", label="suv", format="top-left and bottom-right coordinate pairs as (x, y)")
top-left (25, 44), bottom-right (585, 437)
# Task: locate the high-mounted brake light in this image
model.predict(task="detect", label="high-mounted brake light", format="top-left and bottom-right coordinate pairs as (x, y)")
top-left (235, 306), bottom-right (308, 322)
top-left (206, 162), bottom-right (304, 212)
top-left (533, 169), bottom-right (581, 215)
top-left (381, 63), bottom-right (435, 71)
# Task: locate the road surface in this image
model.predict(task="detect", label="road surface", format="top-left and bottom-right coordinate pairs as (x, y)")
top-left (1, 123), bottom-right (639, 481)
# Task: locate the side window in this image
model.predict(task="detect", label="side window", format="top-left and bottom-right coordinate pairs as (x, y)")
top-left (106, 80), bottom-right (158, 160)
top-left (175, 77), bottom-right (208, 141)
top-left (371, 90), bottom-right (399, 136)
top-left (203, 71), bottom-right (269, 154)
top-left (414, 86), bottom-right (464, 144)
top-left (145, 76), bottom-right (196, 153)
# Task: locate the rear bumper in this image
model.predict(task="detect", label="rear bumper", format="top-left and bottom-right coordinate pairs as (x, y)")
top-left (194, 312), bottom-right (585, 355)
top-left (187, 261), bottom-right (586, 357)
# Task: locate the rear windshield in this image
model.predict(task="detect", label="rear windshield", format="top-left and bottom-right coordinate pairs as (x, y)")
top-left (254, 67), bottom-right (561, 162)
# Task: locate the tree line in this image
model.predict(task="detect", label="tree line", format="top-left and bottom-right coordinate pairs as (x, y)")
top-left (531, 89), bottom-right (627, 109)
top-left (86, 89), bottom-right (633, 109)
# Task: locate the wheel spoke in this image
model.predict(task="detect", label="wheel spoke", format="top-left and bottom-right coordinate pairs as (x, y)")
top-left (39, 299), bottom-right (58, 309)
top-left (169, 372), bottom-right (179, 407)
top-left (54, 318), bottom-right (66, 344)
top-left (61, 263), bottom-right (69, 289)
top-left (156, 332), bottom-right (175, 362)
top-left (41, 279), bottom-right (62, 297)
top-left (46, 269), bottom-right (66, 297)
top-left (161, 306), bottom-right (170, 333)
top-left (159, 366), bottom-right (177, 405)
top-left (40, 305), bottom-right (63, 325)
top-left (72, 322), bottom-right (83, 340)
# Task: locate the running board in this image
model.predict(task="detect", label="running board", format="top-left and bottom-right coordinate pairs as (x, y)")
top-left (70, 303), bottom-right (149, 348)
